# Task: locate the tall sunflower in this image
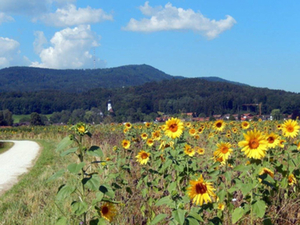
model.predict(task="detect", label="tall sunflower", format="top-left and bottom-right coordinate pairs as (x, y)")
top-left (99, 202), bottom-right (117, 222)
top-left (136, 150), bottom-right (150, 165)
top-left (187, 175), bottom-right (216, 206)
top-left (213, 142), bottom-right (233, 162)
top-left (213, 120), bottom-right (226, 132)
top-left (238, 129), bottom-right (268, 160)
top-left (281, 119), bottom-right (300, 138)
top-left (164, 117), bottom-right (184, 139)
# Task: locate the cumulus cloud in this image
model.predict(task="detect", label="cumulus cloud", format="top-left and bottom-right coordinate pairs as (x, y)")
top-left (0, 12), bottom-right (14, 24)
top-left (31, 25), bottom-right (105, 69)
top-left (123, 1), bottom-right (236, 39)
top-left (33, 31), bottom-right (48, 54)
top-left (0, 37), bottom-right (29, 67)
top-left (38, 4), bottom-right (113, 27)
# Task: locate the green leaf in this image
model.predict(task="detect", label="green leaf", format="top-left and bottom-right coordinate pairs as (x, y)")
top-left (155, 196), bottom-right (172, 207)
top-left (92, 192), bottom-right (104, 205)
top-left (82, 174), bottom-right (100, 191)
top-left (150, 214), bottom-right (168, 225)
top-left (240, 183), bottom-right (253, 196)
top-left (234, 164), bottom-right (250, 172)
top-left (56, 217), bottom-right (68, 225)
top-left (71, 201), bottom-right (88, 216)
top-left (67, 162), bottom-right (85, 174)
top-left (47, 169), bottom-right (65, 182)
top-left (60, 147), bottom-right (78, 156)
top-left (252, 200), bottom-right (266, 218)
top-left (56, 136), bottom-right (73, 152)
top-left (87, 146), bottom-right (103, 157)
top-left (99, 184), bottom-right (115, 198)
top-left (186, 217), bottom-right (201, 225)
top-left (232, 207), bottom-right (245, 224)
top-left (172, 209), bottom-right (185, 225)
top-left (188, 212), bottom-right (204, 222)
top-left (56, 185), bottom-right (76, 201)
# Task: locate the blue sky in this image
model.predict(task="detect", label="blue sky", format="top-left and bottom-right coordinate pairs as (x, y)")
top-left (0, 0), bottom-right (299, 93)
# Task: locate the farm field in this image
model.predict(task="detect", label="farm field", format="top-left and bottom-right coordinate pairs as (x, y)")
top-left (0, 119), bottom-right (300, 225)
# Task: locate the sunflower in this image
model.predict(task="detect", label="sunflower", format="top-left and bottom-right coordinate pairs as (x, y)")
top-left (141, 133), bottom-right (148, 140)
top-left (152, 130), bottom-right (161, 140)
top-left (145, 122), bottom-right (151, 128)
top-left (194, 134), bottom-right (200, 140)
top-left (187, 175), bottom-right (216, 206)
top-left (213, 120), bottom-right (226, 132)
top-left (241, 121), bottom-right (250, 130)
top-left (232, 127), bottom-right (238, 134)
top-left (213, 142), bottom-right (233, 162)
top-left (136, 150), bottom-right (150, 165)
top-left (189, 128), bottom-right (197, 136)
top-left (281, 119), bottom-right (300, 138)
top-left (238, 129), bottom-right (268, 160)
top-left (99, 202), bottom-right (117, 222)
top-left (266, 133), bottom-right (279, 148)
top-left (185, 122), bottom-right (192, 128)
top-left (198, 126), bottom-right (205, 133)
top-left (297, 142), bottom-right (300, 151)
top-left (259, 167), bottom-right (274, 182)
top-left (122, 140), bottom-right (131, 149)
top-left (184, 144), bottom-right (195, 157)
top-left (74, 122), bottom-right (89, 135)
top-left (195, 147), bottom-right (205, 155)
top-left (278, 139), bottom-right (286, 148)
top-left (146, 138), bottom-right (154, 147)
top-left (217, 203), bottom-right (225, 211)
top-left (125, 122), bottom-right (132, 129)
top-left (164, 117), bottom-right (184, 139)
top-left (288, 174), bottom-right (297, 186)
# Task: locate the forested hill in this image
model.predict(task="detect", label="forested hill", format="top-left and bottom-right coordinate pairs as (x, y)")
top-left (0, 64), bottom-right (182, 92)
top-left (1, 77), bottom-right (300, 121)
top-left (0, 64), bottom-right (245, 93)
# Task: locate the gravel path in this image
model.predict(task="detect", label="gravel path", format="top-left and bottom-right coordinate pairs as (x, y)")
top-left (0, 140), bottom-right (40, 195)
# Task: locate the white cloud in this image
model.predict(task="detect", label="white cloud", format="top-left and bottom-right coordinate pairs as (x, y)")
top-left (0, 37), bottom-right (29, 67)
top-left (123, 1), bottom-right (236, 39)
top-left (0, 12), bottom-right (14, 24)
top-left (31, 25), bottom-right (105, 69)
top-left (38, 4), bottom-right (113, 27)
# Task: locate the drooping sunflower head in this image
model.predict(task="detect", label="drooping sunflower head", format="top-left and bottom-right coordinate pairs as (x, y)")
top-left (259, 167), bottom-right (274, 182)
top-left (136, 150), bottom-right (150, 165)
top-left (122, 139), bottom-right (131, 149)
top-left (288, 174), bottom-right (297, 186)
top-left (213, 120), bottom-right (226, 132)
top-left (164, 117), bottom-right (184, 139)
top-left (281, 119), bottom-right (300, 138)
top-left (238, 129), bottom-right (268, 160)
top-left (99, 202), bottom-right (117, 222)
top-left (187, 175), bottom-right (216, 206)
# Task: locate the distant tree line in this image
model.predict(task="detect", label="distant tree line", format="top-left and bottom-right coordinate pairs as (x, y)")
top-left (1, 78), bottom-right (300, 123)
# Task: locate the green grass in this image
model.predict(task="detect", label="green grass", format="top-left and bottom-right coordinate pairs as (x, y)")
top-left (0, 142), bottom-right (14, 154)
top-left (12, 114), bottom-right (52, 123)
top-left (0, 139), bottom-right (72, 225)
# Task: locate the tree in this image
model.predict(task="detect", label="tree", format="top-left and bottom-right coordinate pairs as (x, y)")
top-left (30, 112), bottom-right (44, 126)
top-left (271, 109), bottom-right (281, 120)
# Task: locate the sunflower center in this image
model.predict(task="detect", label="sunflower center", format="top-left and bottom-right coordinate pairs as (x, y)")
top-left (141, 153), bottom-right (148, 159)
top-left (169, 123), bottom-right (178, 132)
top-left (267, 137), bottom-right (274, 143)
top-left (101, 206), bottom-right (109, 215)
top-left (249, 138), bottom-right (259, 149)
top-left (216, 122), bottom-right (222, 128)
top-left (221, 147), bottom-right (229, 154)
top-left (287, 125), bottom-right (294, 133)
top-left (195, 183), bottom-right (207, 194)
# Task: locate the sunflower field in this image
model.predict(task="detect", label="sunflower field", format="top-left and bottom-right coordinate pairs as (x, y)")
top-left (1, 118), bottom-right (300, 224)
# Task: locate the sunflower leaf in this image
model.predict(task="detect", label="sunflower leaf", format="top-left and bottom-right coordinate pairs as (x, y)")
top-left (56, 136), bottom-right (73, 152)
top-left (67, 162), bottom-right (85, 174)
top-left (150, 214), bottom-right (168, 225)
top-left (155, 196), bottom-right (172, 207)
top-left (172, 209), bottom-right (186, 225)
top-left (232, 207), bottom-right (245, 224)
top-left (252, 200), bottom-right (266, 218)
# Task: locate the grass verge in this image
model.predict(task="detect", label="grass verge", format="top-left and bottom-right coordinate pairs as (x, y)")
top-left (0, 142), bottom-right (14, 154)
top-left (0, 139), bottom-right (72, 225)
